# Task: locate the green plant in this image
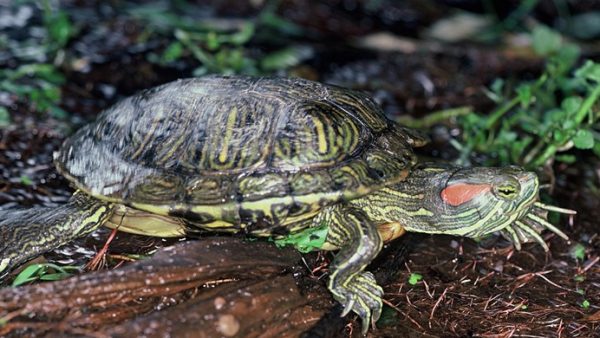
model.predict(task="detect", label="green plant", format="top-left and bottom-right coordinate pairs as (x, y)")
top-left (0, 107), bottom-right (9, 126)
top-left (451, 26), bottom-right (600, 169)
top-left (173, 25), bottom-right (259, 75)
top-left (272, 223), bottom-right (328, 253)
top-left (41, 0), bottom-right (75, 53)
top-left (133, 2), bottom-right (308, 76)
top-left (0, 2), bottom-right (74, 120)
top-left (0, 64), bottom-right (67, 118)
top-left (11, 263), bottom-right (80, 286)
top-left (408, 272), bottom-right (423, 285)
top-left (570, 243), bottom-right (587, 261)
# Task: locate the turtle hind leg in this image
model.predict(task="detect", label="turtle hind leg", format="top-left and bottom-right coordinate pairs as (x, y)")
top-left (322, 204), bottom-right (384, 335)
top-left (0, 191), bottom-right (113, 278)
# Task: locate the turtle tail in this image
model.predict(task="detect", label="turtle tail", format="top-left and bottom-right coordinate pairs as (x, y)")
top-left (0, 191), bottom-right (113, 278)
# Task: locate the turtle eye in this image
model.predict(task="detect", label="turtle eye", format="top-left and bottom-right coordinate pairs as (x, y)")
top-left (493, 182), bottom-right (520, 200)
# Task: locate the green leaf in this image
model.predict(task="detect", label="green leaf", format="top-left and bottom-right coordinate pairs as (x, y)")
top-left (261, 46), bottom-right (312, 71)
top-left (20, 175), bottom-right (33, 186)
top-left (561, 119), bottom-right (577, 131)
top-left (484, 78), bottom-right (504, 103)
top-left (561, 96), bottom-right (582, 116)
top-left (408, 273), bottom-right (423, 285)
top-left (12, 264), bottom-right (45, 286)
top-left (575, 60), bottom-right (600, 83)
top-left (570, 243), bottom-right (586, 261)
top-left (229, 23), bottom-right (255, 46)
top-left (45, 10), bottom-right (74, 48)
top-left (496, 130), bottom-right (518, 143)
top-left (42, 84), bottom-right (61, 102)
top-left (593, 142), bottom-right (600, 158)
top-left (553, 129), bottom-right (569, 143)
top-left (206, 31), bottom-right (220, 50)
top-left (0, 107), bottom-right (9, 127)
top-left (491, 78), bottom-right (504, 96)
top-left (516, 84), bottom-right (532, 108)
top-left (48, 106), bottom-right (68, 119)
top-left (581, 300), bottom-right (590, 309)
top-left (39, 272), bottom-right (73, 281)
top-left (553, 45), bottom-right (580, 75)
top-left (273, 224), bottom-right (328, 253)
top-left (573, 129), bottom-right (594, 149)
top-left (532, 25), bottom-right (562, 56)
top-left (11, 263), bottom-right (78, 286)
top-left (161, 41), bottom-right (183, 63)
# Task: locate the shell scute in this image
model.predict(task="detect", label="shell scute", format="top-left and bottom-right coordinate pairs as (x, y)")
top-left (185, 177), bottom-right (234, 205)
top-left (270, 101), bottom-right (364, 169)
top-left (238, 173), bottom-right (288, 201)
top-left (289, 171), bottom-right (334, 195)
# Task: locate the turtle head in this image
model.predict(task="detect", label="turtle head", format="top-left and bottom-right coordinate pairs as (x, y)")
top-left (434, 167), bottom-right (539, 237)
top-left (380, 166), bottom-right (574, 250)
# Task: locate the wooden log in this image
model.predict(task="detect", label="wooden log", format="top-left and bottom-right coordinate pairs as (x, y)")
top-left (0, 237), bottom-right (334, 337)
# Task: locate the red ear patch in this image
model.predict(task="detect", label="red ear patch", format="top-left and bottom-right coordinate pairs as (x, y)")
top-left (441, 183), bottom-right (491, 206)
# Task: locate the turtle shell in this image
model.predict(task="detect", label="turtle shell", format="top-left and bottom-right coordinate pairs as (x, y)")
top-left (55, 76), bottom-right (427, 228)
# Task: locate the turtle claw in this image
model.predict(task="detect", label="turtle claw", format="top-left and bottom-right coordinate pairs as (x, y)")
top-left (330, 271), bottom-right (384, 335)
top-left (341, 297), bottom-right (356, 317)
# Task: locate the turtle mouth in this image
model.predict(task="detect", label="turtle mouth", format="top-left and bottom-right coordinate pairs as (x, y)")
top-left (500, 201), bottom-right (575, 251)
top-left (494, 171), bottom-right (575, 251)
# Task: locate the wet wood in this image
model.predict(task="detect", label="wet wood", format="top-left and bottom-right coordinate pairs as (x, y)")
top-left (0, 237), bottom-right (333, 337)
top-left (106, 275), bottom-right (327, 338)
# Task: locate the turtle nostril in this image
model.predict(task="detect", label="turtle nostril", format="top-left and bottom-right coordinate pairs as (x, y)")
top-left (516, 172), bottom-right (536, 184)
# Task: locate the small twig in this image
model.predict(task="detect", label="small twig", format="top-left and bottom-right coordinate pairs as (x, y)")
top-left (534, 272), bottom-right (574, 292)
top-left (459, 259), bottom-right (476, 273)
top-left (557, 319), bottom-right (563, 338)
top-left (429, 287), bottom-right (448, 327)
top-left (107, 254), bottom-right (139, 262)
top-left (405, 290), bottom-right (415, 308)
top-left (582, 255), bottom-right (599, 273)
top-left (483, 293), bottom-right (502, 311)
top-left (423, 279), bottom-right (434, 299)
top-left (502, 299), bottom-right (527, 315)
top-left (475, 271), bottom-right (495, 286)
top-left (404, 262), bottom-right (413, 273)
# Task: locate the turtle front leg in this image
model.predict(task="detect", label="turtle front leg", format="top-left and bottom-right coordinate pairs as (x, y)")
top-left (322, 204), bottom-right (384, 334)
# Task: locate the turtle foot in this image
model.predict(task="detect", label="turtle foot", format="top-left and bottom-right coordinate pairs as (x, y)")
top-left (330, 271), bottom-right (383, 335)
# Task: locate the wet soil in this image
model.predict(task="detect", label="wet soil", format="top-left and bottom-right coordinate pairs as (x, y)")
top-left (1, 1), bottom-right (599, 337)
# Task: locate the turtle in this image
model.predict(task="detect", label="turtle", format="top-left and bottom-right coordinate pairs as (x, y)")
top-left (0, 75), bottom-right (574, 334)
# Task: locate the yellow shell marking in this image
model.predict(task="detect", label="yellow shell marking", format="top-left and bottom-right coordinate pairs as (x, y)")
top-left (219, 106), bottom-right (238, 164)
top-left (313, 117), bottom-right (328, 154)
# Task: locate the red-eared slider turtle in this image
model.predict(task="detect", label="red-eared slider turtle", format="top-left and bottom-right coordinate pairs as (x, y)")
top-left (0, 76), bottom-right (574, 334)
